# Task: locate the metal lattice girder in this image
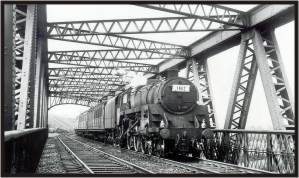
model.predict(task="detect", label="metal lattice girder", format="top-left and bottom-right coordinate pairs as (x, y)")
top-left (49, 84), bottom-right (123, 93)
top-left (48, 49), bottom-right (181, 61)
top-left (49, 80), bottom-right (127, 91)
top-left (50, 91), bottom-right (111, 97)
top-left (49, 83), bottom-right (121, 90)
top-left (17, 5), bottom-right (37, 129)
top-left (224, 31), bottom-right (258, 129)
top-left (48, 54), bottom-right (158, 73)
top-left (49, 76), bottom-right (126, 83)
top-left (50, 89), bottom-right (116, 93)
top-left (49, 66), bottom-right (120, 76)
top-left (252, 30), bottom-right (294, 129)
top-left (47, 16), bottom-right (242, 37)
top-left (49, 78), bottom-right (127, 86)
top-left (143, 5), bottom-right (294, 80)
top-left (49, 68), bottom-right (116, 77)
top-left (11, 5), bottom-right (28, 129)
top-left (49, 96), bottom-right (97, 109)
top-left (49, 62), bottom-right (157, 73)
top-left (49, 93), bottom-right (99, 101)
top-left (48, 34), bottom-right (189, 57)
top-left (187, 58), bottom-right (217, 128)
top-left (49, 73), bottom-right (128, 83)
top-left (138, 4), bottom-right (247, 28)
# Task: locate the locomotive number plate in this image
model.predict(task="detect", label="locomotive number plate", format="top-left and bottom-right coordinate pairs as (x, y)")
top-left (172, 85), bottom-right (190, 92)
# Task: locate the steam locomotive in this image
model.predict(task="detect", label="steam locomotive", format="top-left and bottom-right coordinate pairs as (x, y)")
top-left (75, 76), bottom-right (214, 157)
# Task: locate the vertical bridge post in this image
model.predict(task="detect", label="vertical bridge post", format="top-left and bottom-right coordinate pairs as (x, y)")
top-left (3, 4), bottom-right (14, 131)
top-left (17, 5), bottom-right (38, 129)
top-left (33, 5), bottom-right (48, 128)
top-left (224, 29), bottom-right (294, 130)
top-left (252, 29), bottom-right (294, 130)
top-left (186, 58), bottom-right (217, 128)
top-left (224, 31), bottom-right (258, 130)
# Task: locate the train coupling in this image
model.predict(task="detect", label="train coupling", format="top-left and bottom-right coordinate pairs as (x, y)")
top-left (174, 132), bottom-right (190, 153)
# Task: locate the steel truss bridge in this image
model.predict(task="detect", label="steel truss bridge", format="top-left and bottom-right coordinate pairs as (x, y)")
top-left (2, 3), bottom-right (296, 175)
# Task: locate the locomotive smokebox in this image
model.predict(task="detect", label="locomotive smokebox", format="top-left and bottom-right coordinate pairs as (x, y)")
top-left (158, 77), bottom-right (198, 114)
top-left (147, 79), bottom-right (160, 85)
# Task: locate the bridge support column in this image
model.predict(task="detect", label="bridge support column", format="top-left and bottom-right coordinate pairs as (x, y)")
top-left (3, 5), bottom-right (15, 131)
top-left (252, 29), bottom-right (294, 130)
top-left (224, 31), bottom-right (258, 130)
top-left (33, 5), bottom-right (47, 128)
top-left (17, 5), bottom-right (38, 129)
top-left (225, 29), bottom-right (294, 130)
top-left (186, 58), bottom-right (217, 128)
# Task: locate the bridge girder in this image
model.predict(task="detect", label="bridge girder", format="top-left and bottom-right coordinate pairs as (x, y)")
top-left (48, 33), bottom-right (189, 57)
top-left (48, 49), bottom-right (181, 61)
top-left (47, 16), bottom-right (242, 37)
top-left (137, 4), bottom-right (247, 27)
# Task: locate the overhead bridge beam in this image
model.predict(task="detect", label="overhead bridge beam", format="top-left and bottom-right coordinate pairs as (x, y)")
top-left (50, 91), bottom-right (114, 96)
top-left (48, 61), bottom-right (157, 73)
top-left (137, 4), bottom-right (247, 28)
top-left (49, 79), bottom-right (127, 86)
top-left (144, 4), bottom-right (294, 78)
top-left (47, 16), bottom-right (241, 36)
top-left (48, 66), bottom-right (155, 76)
top-left (48, 96), bottom-right (98, 108)
top-left (48, 79), bottom-right (127, 86)
top-left (48, 49), bottom-right (181, 61)
top-left (48, 33), bottom-right (188, 57)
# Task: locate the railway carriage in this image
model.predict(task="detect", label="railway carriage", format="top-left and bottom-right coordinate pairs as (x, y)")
top-left (75, 76), bottom-right (214, 157)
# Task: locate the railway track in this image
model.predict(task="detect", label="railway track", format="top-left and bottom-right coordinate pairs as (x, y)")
top-left (70, 134), bottom-right (273, 174)
top-left (192, 158), bottom-right (272, 174)
top-left (63, 135), bottom-right (213, 174)
top-left (121, 146), bottom-right (272, 174)
top-left (57, 135), bottom-right (153, 174)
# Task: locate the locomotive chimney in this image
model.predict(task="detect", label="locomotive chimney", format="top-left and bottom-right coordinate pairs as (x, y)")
top-left (165, 67), bottom-right (179, 79)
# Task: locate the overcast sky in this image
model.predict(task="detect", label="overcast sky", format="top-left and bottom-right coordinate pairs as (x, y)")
top-left (47, 5), bottom-right (294, 130)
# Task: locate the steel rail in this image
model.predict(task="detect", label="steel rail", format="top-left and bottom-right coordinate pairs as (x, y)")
top-left (74, 135), bottom-right (273, 174)
top-left (120, 144), bottom-right (273, 174)
top-left (63, 135), bottom-right (155, 174)
top-left (57, 136), bottom-right (94, 173)
top-left (148, 153), bottom-right (217, 174)
top-left (71, 135), bottom-right (213, 174)
top-left (196, 158), bottom-right (273, 174)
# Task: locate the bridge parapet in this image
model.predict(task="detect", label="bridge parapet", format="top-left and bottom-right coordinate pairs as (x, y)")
top-left (4, 128), bottom-right (48, 174)
top-left (205, 129), bottom-right (295, 174)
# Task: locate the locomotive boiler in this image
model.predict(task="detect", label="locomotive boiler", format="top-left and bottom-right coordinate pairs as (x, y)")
top-left (75, 76), bottom-right (214, 157)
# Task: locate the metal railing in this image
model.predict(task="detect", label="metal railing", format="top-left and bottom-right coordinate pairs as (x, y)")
top-left (4, 128), bottom-right (48, 174)
top-left (205, 129), bottom-right (295, 174)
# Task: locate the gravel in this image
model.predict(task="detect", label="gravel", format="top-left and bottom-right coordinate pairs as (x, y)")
top-left (36, 134), bottom-right (66, 174)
